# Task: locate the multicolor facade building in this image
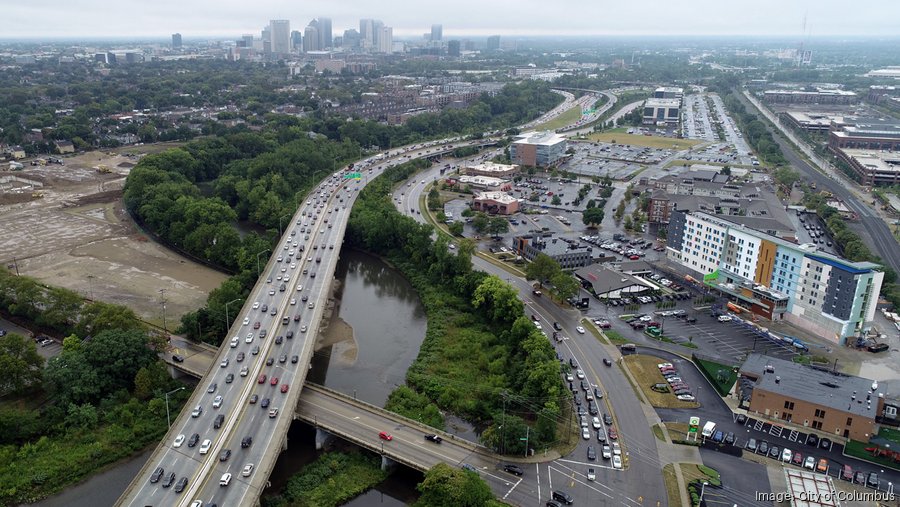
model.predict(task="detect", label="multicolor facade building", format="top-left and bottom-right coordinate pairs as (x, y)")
top-left (666, 211), bottom-right (883, 343)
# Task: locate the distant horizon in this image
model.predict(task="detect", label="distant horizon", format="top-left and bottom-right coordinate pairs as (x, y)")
top-left (3, 34), bottom-right (900, 44)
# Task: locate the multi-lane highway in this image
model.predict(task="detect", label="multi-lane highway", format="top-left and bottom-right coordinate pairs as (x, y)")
top-left (117, 137), bottom-right (494, 507)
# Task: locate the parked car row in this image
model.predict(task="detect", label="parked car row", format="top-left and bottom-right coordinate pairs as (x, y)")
top-left (657, 363), bottom-right (696, 401)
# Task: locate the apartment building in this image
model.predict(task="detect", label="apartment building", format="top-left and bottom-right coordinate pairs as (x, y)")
top-left (666, 211), bottom-right (883, 342)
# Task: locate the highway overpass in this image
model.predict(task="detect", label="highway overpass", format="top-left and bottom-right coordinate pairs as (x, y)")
top-left (116, 138), bottom-right (496, 507)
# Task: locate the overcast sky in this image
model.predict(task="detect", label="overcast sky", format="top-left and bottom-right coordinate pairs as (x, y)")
top-left (2, 0), bottom-right (898, 39)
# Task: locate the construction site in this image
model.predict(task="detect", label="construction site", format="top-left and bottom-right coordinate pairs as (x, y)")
top-left (0, 145), bottom-right (228, 328)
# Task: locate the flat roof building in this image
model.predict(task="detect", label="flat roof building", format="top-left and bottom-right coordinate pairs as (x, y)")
top-left (833, 149), bottom-right (900, 186)
top-left (512, 234), bottom-right (592, 269)
top-left (653, 87), bottom-right (684, 100)
top-left (642, 98), bottom-right (681, 125)
top-left (464, 161), bottom-right (520, 178)
top-left (828, 117), bottom-right (900, 153)
top-left (472, 191), bottom-right (519, 215)
top-left (780, 111), bottom-right (839, 134)
top-left (455, 175), bottom-right (512, 192)
top-left (666, 211), bottom-right (883, 342)
top-left (739, 353), bottom-right (885, 441)
top-left (763, 89), bottom-right (857, 105)
top-left (510, 131), bottom-right (567, 168)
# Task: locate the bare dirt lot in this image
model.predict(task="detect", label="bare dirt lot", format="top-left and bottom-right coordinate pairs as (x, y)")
top-left (0, 144), bottom-right (228, 327)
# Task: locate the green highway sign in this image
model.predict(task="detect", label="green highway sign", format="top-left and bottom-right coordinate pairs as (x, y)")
top-left (344, 172), bottom-right (362, 179)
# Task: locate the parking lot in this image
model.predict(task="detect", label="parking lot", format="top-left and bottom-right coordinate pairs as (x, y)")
top-left (560, 141), bottom-right (677, 181)
top-left (683, 94), bottom-right (717, 142)
top-left (658, 312), bottom-right (802, 363)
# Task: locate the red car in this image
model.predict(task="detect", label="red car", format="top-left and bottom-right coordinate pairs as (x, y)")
top-left (608, 427), bottom-right (618, 440)
top-left (379, 431), bottom-right (393, 441)
top-left (254, 322), bottom-right (261, 329)
top-left (257, 374), bottom-right (266, 384)
top-left (270, 376), bottom-right (279, 386)
top-left (280, 384), bottom-right (289, 393)
top-left (293, 314), bottom-right (301, 322)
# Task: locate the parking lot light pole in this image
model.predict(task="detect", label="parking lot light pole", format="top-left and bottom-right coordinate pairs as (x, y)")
top-left (165, 386), bottom-right (186, 427)
top-left (699, 481), bottom-right (709, 503)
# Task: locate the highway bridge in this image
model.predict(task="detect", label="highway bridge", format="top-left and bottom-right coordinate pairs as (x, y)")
top-left (116, 137), bottom-right (497, 507)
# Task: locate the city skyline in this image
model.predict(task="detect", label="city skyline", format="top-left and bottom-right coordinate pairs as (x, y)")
top-left (2, 0), bottom-right (899, 39)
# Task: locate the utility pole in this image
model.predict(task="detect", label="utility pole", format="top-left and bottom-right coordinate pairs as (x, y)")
top-left (87, 275), bottom-right (95, 300)
top-left (522, 426), bottom-right (530, 458)
top-left (158, 288), bottom-right (168, 331)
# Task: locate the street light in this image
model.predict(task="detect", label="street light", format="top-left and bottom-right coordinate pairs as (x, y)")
top-left (699, 481), bottom-right (709, 503)
top-left (278, 213), bottom-right (291, 237)
top-left (256, 249), bottom-right (270, 276)
top-left (165, 386), bottom-right (186, 427)
top-left (224, 298), bottom-right (242, 331)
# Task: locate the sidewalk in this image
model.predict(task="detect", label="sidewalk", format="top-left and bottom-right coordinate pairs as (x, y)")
top-left (656, 422), bottom-right (703, 507)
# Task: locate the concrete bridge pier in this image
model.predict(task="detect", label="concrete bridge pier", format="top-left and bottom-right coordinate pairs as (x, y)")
top-left (315, 427), bottom-right (333, 450)
top-left (381, 455), bottom-right (396, 472)
top-left (166, 364), bottom-right (178, 379)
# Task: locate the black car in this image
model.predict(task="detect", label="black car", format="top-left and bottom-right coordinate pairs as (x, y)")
top-left (150, 466), bottom-right (164, 483)
top-left (237, 352), bottom-right (245, 362)
top-left (425, 434), bottom-right (443, 444)
top-left (219, 449), bottom-right (231, 462)
top-left (736, 414), bottom-right (747, 425)
top-left (286, 331), bottom-right (294, 339)
top-left (867, 472), bottom-right (879, 488)
top-left (819, 438), bottom-right (832, 450)
top-left (291, 355), bottom-right (299, 364)
top-left (588, 401), bottom-right (598, 415)
top-left (261, 304), bottom-right (268, 312)
top-left (806, 434), bottom-right (819, 447)
top-left (172, 354), bottom-right (184, 363)
top-left (546, 502), bottom-right (562, 507)
top-left (503, 464), bottom-right (524, 476)
top-left (207, 383), bottom-right (217, 393)
top-left (266, 357), bottom-right (274, 366)
top-left (225, 373), bottom-right (234, 384)
top-left (214, 414), bottom-right (224, 429)
top-left (758, 440), bottom-right (769, 455)
top-left (187, 433), bottom-right (200, 447)
top-left (587, 445), bottom-right (596, 461)
top-left (603, 358), bottom-right (613, 367)
top-left (174, 477), bottom-right (188, 493)
top-left (724, 432), bottom-right (735, 445)
top-left (261, 398), bottom-right (270, 408)
top-left (569, 358), bottom-right (578, 368)
top-left (552, 490), bottom-right (574, 505)
top-left (769, 445), bottom-right (779, 459)
top-left (241, 436), bottom-right (253, 448)
top-left (275, 335), bottom-right (283, 344)
top-left (603, 413), bottom-right (613, 425)
top-left (685, 317), bottom-right (697, 323)
top-left (162, 471), bottom-right (176, 488)
top-left (581, 380), bottom-right (590, 391)
top-left (594, 388), bottom-right (603, 399)
top-left (573, 394), bottom-right (582, 406)
top-left (596, 431), bottom-right (607, 443)
top-left (553, 322), bottom-right (562, 331)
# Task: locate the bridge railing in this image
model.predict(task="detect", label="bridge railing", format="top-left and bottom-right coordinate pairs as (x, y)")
top-left (301, 382), bottom-right (484, 454)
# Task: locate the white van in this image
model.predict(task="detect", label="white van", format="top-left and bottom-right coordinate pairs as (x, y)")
top-left (702, 421), bottom-right (716, 438)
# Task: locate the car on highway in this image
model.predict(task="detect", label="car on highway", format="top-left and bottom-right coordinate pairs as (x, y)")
top-left (191, 405), bottom-right (202, 418)
top-left (161, 472), bottom-right (176, 488)
top-left (581, 427), bottom-right (590, 440)
top-left (243, 317), bottom-right (249, 325)
top-left (280, 383), bottom-right (289, 393)
top-left (252, 302), bottom-right (260, 309)
top-left (266, 357), bottom-right (274, 366)
top-left (251, 345), bottom-right (259, 355)
top-left (207, 383), bottom-right (217, 393)
top-left (230, 336), bottom-right (239, 348)
top-left (174, 477), bottom-right (188, 493)
top-left (258, 374), bottom-right (267, 384)
top-left (219, 473), bottom-right (232, 487)
top-left (587, 467), bottom-right (596, 481)
top-left (199, 439), bottom-right (211, 454)
top-left (242, 463), bottom-right (254, 477)
top-left (240, 366), bottom-right (249, 376)
top-left (291, 355), bottom-right (299, 363)
top-left (213, 395), bottom-right (223, 408)
top-left (270, 376), bottom-right (279, 385)
top-left (269, 408), bottom-right (279, 418)
top-left (219, 449), bottom-right (231, 462)
top-left (379, 431), bottom-right (393, 441)
top-left (150, 466), bottom-right (164, 483)
top-left (188, 433), bottom-right (199, 447)
top-left (575, 326), bottom-right (585, 334)
top-left (173, 434), bottom-right (185, 447)
top-left (245, 333), bottom-right (253, 344)
top-left (587, 445), bottom-right (596, 460)
top-left (241, 436), bottom-right (253, 448)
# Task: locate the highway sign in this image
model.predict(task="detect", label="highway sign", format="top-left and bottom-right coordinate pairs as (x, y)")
top-left (344, 172), bottom-right (362, 180)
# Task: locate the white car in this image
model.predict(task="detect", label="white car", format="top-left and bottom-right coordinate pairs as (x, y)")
top-left (612, 442), bottom-right (621, 456)
top-left (592, 417), bottom-right (601, 429)
top-left (213, 395), bottom-right (223, 408)
top-left (576, 369), bottom-right (585, 379)
top-left (242, 317), bottom-right (249, 326)
top-left (587, 468), bottom-right (596, 481)
top-left (199, 439), bottom-right (212, 455)
top-left (252, 302), bottom-right (260, 309)
top-left (613, 455), bottom-right (622, 469)
top-left (173, 434), bottom-right (185, 447)
top-left (639, 315), bottom-right (652, 322)
top-left (240, 366), bottom-right (249, 376)
top-left (576, 326), bottom-right (585, 334)
top-left (677, 394), bottom-right (696, 401)
top-left (220, 472), bottom-right (232, 487)
top-left (804, 456), bottom-right (815, 470)
top-left (534, 321), bottom-right (542, 330)
top-left (296, 284), bottom-right (303, 291)
top-left (242, 463), bottom-right (254, 477)
top-left (782, 448), bottom-right (793, 463)
top-left (657, 363), bottom-right (673, 369)
top-left (230, 337), bottom-right (239, 348)
top-left (220, 358), bottom-right (229, 368)
top-left (290, 299), bottom-right (296, 306)
top-left (245, 334), bottom-right (253, 344)
top-left (602, 445), bottom-right (612, 459)
top-left (191, 405), bottom-right (202, 418)
top-left (301, 325), bottom-right (308, 333)
top-left (291, 263), bottom-right (296, 269)
top-left (582, 427), bottom-right (591, 440)
top-left (717, 315), bottom-right (733, 322)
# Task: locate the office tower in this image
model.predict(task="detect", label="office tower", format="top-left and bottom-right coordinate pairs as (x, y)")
top-left (171, 33), bottom-right (182, 49)
top-left (343, 29), bottom-right (360, 49)
top-left (447, 40), bottom-right (460, 57)
top-left (378, 26), bottom-right (393, 53)
top-left (269, 20), bottom-right (291, 55)
top-left (486, 35), bottom-right (500, 51)
top-left (291, 30), bottom-right (302, 52)
top-left (240, 34), bottom-right (254, 48)
top-left (261, 26), bottom-right (271, 55)
top-left (359, 19), bottom-right (374, 48)
top-left (372, 19), bottom-right (384, 49)
top-left (304, 24), bottom-right (320, 51)
top-left (318, 17), bottom-right (332, 48)
top-left (431, 24), bottom-right (442, 42)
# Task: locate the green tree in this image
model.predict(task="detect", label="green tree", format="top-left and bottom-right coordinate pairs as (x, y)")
top-left (133, 361), bottom-right (175, 400)
top-left (720, 165), bottom-right (731, 176)
top-left (551, 195), bottom-right (561, 205)
top-left (64, 403), bottom-right (99, 430)
top-left (486, 217), bottom-right (509, 237)
top-left (76, 301), bottom-right (144, 338)
top-left (448, 221), bottom-right (464, 236)
top-left (416, 463), bottom-right (494, 507)
top-left (582, 207), bottom-right (604, 228)
top-left (525, 253), bottom-right (561, 288)
top-left (0, 333), bottom-right (44, 395)
top-left (551, 272), bottom-right (581, 302)
top-left (472, 276), bottom-right (524, 325)
top-left (623, 215), bottom-right (633, 230)
top-left (615, 200), bottom-right (626, 221)
top-left (471, 213), bottom-right (490, 234)
top-left (482, 414), bottom-right (529, 455)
